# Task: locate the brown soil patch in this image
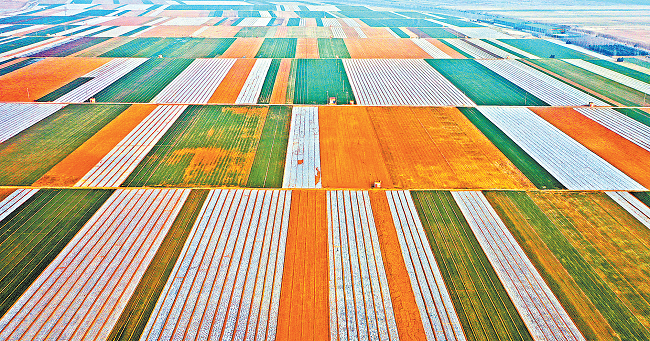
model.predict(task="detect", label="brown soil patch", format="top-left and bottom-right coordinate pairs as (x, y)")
top-left (164, 147), bottom-right (248, 183)
top-left (270, 58), bottom-right (292, 104)
top-left (0, 57), bottom-right (112, 102)
top-left (295, 38), bottom-right (319, 59)
top-left (220, 38), bottom-right (264, 58)
top-left (425, 39), bottom-right (467, 59)
top-left (319, 106), bottom-right (393, 188)
top-left (276, 190), bottom-right (329, 341)
top-left (344, 39), bottom-right (431, 59)
top-left (368, 191), bottom-right (427, 340)
top-left (532, 107), bottom-right (650, 188)
top-left (342, 27), bottom-right (361, 39)
top-left (368, 106), bottom-right (534, 189)
top-left (138, 25), bottom-right (203, 38)
top-left (208, 58), bottom-right (256, 103)
top-left (33, 104), bottom-right (156, 187)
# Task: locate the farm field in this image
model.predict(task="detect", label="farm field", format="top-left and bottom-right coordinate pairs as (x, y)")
top-left (2, 0), bottom-right (650, 339)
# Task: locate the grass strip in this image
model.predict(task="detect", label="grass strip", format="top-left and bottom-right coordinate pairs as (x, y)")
top-left (459, 107), bottom-right (564, 189)
top-left (106, 189), bottom-right (208, 341)
top-left (257, 58), bottom-right (281, 104)
top-left (411, 191), bottom-right (532, 341)
top-left (247, 106), bottom-right (291, 188)
top-left (0, 189), bottom-right (113, 317)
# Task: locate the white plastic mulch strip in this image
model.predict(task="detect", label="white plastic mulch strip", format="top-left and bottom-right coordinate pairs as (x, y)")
top-left (410, 38), bottom-right (451, 59)
top-left (342, 18), bottom-right (361, 27)
top-left (75, 105), bottom-right (187, 188)
top-left (161, 17), bottom-right (212, 26)
top-left (93, 26), bottom-right (142, 38)
top-left (453, 191), bottom-right (586, 341)
top-left (282, 106), bottom-right (321, 188)
top-left (0, 188), bottom-right (191, 341)
top-left (141, 189), bottom-right (291, 341)
top-left (54, 58), bottom-right (147, 103)
top-left (342, 59), bottom-right (475, 106)
top-left (322, 18), bottom-right (342, 27)
top-left (565, 58), bottom-right (650, 95)
top-left (486, 39), bottom-right (539, 59)
top-left (331, 26), bottom-right (346, 38)
top-left (477, 107), bottom-right (645, 191)
top-left (453, 27), bottom-right (512, 39)
top-left (235, 58), bottom-right (273, 104)
top-left (0, 189), bottom-right (39, 223)
top-left (575, 107), bottom-right (650, 153)
top-left (606, 191), bottom-right (650, 229)
top-left (354, 27), bottom-right (367, 38)
top-left (152, 58), bottom-right (236, 104)
top-left (328, 190), bottom-right (399, 341)
top-left (466, 38), bottom-right (515, 58)
top-left (477, 59), bottom-right (607, 106)
top-left (443, 38), bottom-right (495, 59)
top-left (0, 103), bottom-right (66, 143)
top-left (386, 190), bottom-right (467, 341)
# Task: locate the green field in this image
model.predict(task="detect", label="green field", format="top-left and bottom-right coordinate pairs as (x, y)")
top-left (99, 38), bottom-right (235, 58)
top-left (427, 59), bottom-right (547, 106)
top-left (486, 191), bottom-right (650, 341)
top-left (414, 27), bottom-right (458, 38)
top-left (499, 39), bottom-right (592, 59)
top-left (247, 106), bottom-right (291, 188)
top-left (436, 18), bottom-right (484, 27)
top-left (589, 59), bottom-right (650, 84)
top-left (256, 38), bottom-right (297, 58)
top-left (107, 189), bottom-right (208, 341)
top-left (411, 191), bottom-right (532, 341)
top-left (0, 104), bottom-right (130, 186)
top-left (36, 77), bottom-right (93, 102)
top-left (360, 18), bottom-right (442, 27)
top-left (123, 105), bottom-right (268, 187)
top-left (0, 36), bottom-right (49, 54)
top-left (317, 38), bottom-right (351, 58)
top-left (94, 58), bottom-right (193, 103)
top-left (256, 59), bottom-right (281, 104)
top-left (459, 107), bottom-right (565, 190)
top-left (0, 189), bottom-right (113, 317)
top-left (293, 59), bottom-right (355, 105)
top-left (528, 59), bottom-right (647, 106)
top-left (235, 26), bottom-right (271, 38)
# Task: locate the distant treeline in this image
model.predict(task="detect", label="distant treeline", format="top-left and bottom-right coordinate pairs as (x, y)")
top-left (586, 44), bottom-right (649, 57)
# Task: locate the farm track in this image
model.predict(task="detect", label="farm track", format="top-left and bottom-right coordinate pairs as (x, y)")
top-left (477, 107), bottom-right (644, 191)
top-left (282, 106), bottom-right (321, 188)
top-left (0, 188), bottom-right (189, 340)
top-left (327, 190), bottom-right (399, 340)
top-left (386, 190), bottom-right (466, 340)
top-left (76, 105), bottom-right (188, 188)
top-left (141, 189), bottom-right (291, 341)
top-left (411, 191), bottom-right (532, 341)
top-left (452, 191), bottom-right (585, 341)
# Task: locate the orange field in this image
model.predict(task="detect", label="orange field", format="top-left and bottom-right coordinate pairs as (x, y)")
top-left (276, 190), bottom-right (329, 341)
top-left (532, 107), bottom-right (650, 188)
top-left (358, 28), bottom-right (394, 39)
top-left (425, 39), bottom-right (467, 58)
top-left (295, 38), bottom-right (319, 59)
top-left (139, 25), bottom-right (203, 38)
top-left (33, 104), bottom-right (157, 187)
top-left (344, 39), bottom-right (431, 58)
top-left (274, 26), bottom-right (288, 38)
top-left (0, 57), bottom-right (111, 102)
top-left (195, 26), bottom-right (242, 38)
top-left (208, 58), bottom-right (256, 103)
top-left (369, 191), bottom-right (427, 340)
top-left (220, 38), bottom-right (263, 58)
top-left (367, 107), bottom-right (535, 189)
top-left (319, 106), bottom-right (393, 188)
top-left (270, 59), bottom-right (292, 104)
top-left (0, 189), bottom-right (14, 203)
